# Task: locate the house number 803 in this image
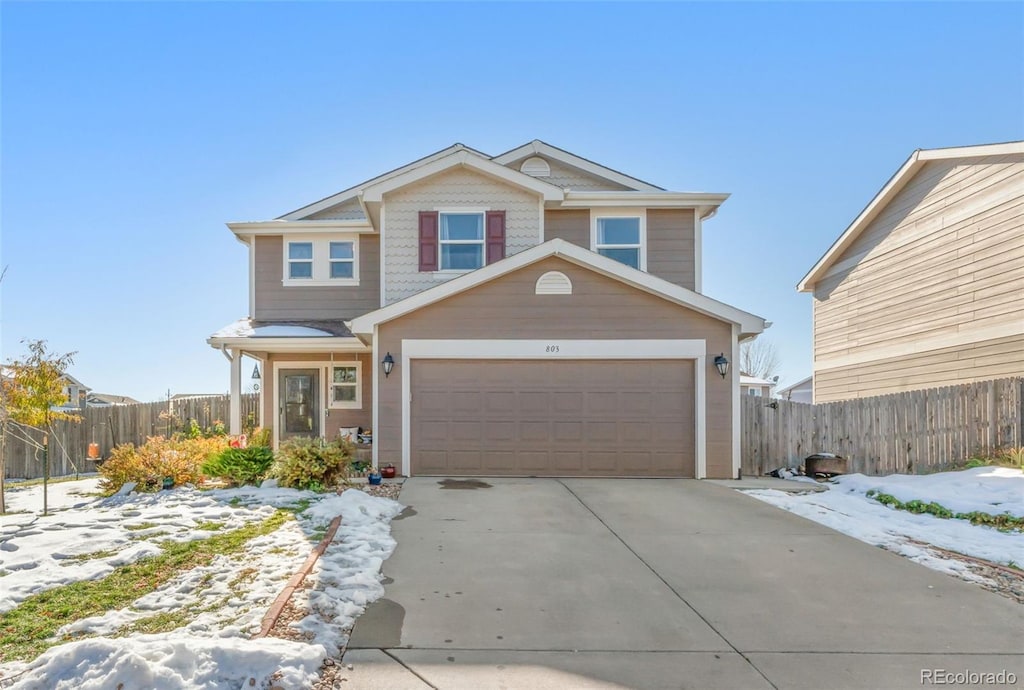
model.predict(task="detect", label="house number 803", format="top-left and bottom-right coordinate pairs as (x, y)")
top-left (545, 345), bottom-right (560, 353)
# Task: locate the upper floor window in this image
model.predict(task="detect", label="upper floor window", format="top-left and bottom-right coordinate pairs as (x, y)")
top-left (288, 242), bottom-right (313, 279)
top-left (440, 213), bottom-right (484, 270)
top-left (283, 235), bottom-right (360, 286)
top-left (594, 216), bottom-right (643, 270)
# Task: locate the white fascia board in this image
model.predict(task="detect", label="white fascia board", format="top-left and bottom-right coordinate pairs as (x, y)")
top-left (206, 336), bottom-right (369, 353)
top-left (492, 140), bottom-right (665, 192)
top-left (228, 220), bottom-right (376, 237)
top-left (796, 140), bottom-right (1024, 293)
top-left (561, 191), bottom-right (730, 208)
top-left (798, 152), bottom-right (921, 292)
top-left (278, 144), bottom-right (488, 220)
top-left (917, 140), bottom-right (1024, 160)
top-left (350, 238), bottom-right (767, 336)
top-left (361, 150), bottom-right (564, 203)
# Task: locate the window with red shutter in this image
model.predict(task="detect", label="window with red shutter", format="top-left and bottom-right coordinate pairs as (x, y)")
top-left (485, 210), bottom-right (506, 265)
top-left (418, 211), bottom-right (439, 271)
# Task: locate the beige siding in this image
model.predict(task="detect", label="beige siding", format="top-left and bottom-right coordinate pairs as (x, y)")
top-left (377, 256), bottom-right (735, 478)
top-left (253, 234), bottom-right (380, 320)
top-left (544, 209), bottom-right (589, 248)
top-left (815, 334), bottom-right (1024, 402)
top-left (646, 209), bottom-right (696, 290)
top-left (813, 153), bottom-right (1024, 400)
top-left (262, 351), bottom-right (373, 439)
top-left (305, 197), bottom-right (366, 221)
top-left (381, 167), bottom-right (542, 305)
top-left (501, 156), bottom-right (633, 191)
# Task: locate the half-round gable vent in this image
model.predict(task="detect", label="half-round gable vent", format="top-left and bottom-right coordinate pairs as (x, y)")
top-left (520, 156), bottom-right (551, 177)
top-left (535, 271), bottom-right (573, 295)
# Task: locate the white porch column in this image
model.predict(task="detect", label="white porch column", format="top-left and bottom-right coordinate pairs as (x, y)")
top-left (229, 348), bottom-right (242, 435)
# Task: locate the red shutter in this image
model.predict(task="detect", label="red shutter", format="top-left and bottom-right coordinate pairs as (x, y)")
top-left (418, 211), bottom-right (439, 271)
top-left (485, 211), bottom-right (506, 265)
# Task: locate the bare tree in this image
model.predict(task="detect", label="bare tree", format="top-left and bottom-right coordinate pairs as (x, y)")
top-left (740, 337), bottom-right (781, 380)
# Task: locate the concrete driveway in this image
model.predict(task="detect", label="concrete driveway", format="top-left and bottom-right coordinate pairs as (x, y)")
top-left (345, 478), bottom-right (1024, 689)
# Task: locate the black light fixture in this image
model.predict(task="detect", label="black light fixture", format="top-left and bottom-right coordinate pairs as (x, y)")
top-left (251, 363), bottom-right (261, 380)
top-left (713, 353), bottom-right (730, 379)
top-left (382, 352), bottom-right (395, 378)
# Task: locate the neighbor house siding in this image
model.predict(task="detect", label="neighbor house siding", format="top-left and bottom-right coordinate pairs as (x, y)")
top-left (812, 153), bottom-right (1024, 402)
top-left (253, 234), bottom-right (381, 320)
top-left (381, 167), bottom-right (542, 305)
top-left (376, 256), bottom-right (735, 478)
top-left (263, 351), bottom-right (373, 440)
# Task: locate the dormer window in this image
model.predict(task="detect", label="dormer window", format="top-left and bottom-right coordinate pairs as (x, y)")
top-left (283, 235), bottom-right (360, 286)
top-left (592, 211), bottom-right (646, 270)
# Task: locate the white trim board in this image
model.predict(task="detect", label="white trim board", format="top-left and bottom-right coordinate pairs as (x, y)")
top-left (491, 140), bottom-right (665, 192)
top-left (399, 339), bottom-right (709, 479)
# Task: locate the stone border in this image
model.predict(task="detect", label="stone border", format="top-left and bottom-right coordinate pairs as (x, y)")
top-left (254, 515), bottom-right (343, 638)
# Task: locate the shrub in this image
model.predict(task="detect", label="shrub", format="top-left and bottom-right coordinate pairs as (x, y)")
top-left (248, 427), bottom-right (272, 448)
top-left (1002, 446), bottom-right (1024, 469)
top-left (98, 436), bottom-right (228, 495)
top-left (201, 446), bottom-right (275, 487)
top-left (270, 438), bottom-right (353, 491)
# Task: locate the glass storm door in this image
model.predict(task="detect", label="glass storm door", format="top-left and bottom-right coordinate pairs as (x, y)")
top-left (279, 369), bottom-right (320, 441)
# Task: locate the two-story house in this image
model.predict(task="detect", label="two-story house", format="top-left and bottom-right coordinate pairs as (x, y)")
top-left (209, 141), bottom-right (767, 479)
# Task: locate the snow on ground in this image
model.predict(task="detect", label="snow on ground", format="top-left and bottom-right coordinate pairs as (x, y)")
top-left (746, 467), bottom-right (1024, 578)
top-left (0, 479), bottom-right (403, 689)
top-left (4, 476), bottom-right (103, 513)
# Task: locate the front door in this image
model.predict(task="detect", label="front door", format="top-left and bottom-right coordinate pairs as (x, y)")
top-left (279, 368), bottom-right (320, 441)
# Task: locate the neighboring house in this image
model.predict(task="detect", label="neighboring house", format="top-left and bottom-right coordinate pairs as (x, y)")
top-left (776, 376), bottom-right (813, 404)
top-left (209, 140), bottom-right (767, 479)
top-left (55, 374), bottom-right (91, 411)
top-left (87, 393), bottom-right (141, 407)
top-left (740, 374), bottom-right (776, 398)
top-left (799, 142), bottom-right (1024, 403)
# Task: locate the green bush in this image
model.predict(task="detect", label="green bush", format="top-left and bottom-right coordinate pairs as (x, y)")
top-left (201, 446), bottom-right (275, 487)
top-left (98, 436), bottom-right (228, 495)
top-left (248, 427), bottom-right (272, 448)
top-left (270, 438), bottom-right (354, 491)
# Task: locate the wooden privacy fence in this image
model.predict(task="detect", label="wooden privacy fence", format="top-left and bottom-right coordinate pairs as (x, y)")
top-left (3, 394), bottom-right (260, 480)
top-left (741, 377), bottom-right (1024, 477)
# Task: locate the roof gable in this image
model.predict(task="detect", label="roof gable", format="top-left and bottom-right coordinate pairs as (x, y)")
top-left (798, 141), bottom-right (1024, 292)
top-left (492, 140), bottom-right (664, 192)
top-left (350, 239), bottom-right (766, 337)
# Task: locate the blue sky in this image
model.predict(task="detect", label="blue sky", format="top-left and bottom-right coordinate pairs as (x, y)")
top-left (2, 2), bottom-right (1022, 401)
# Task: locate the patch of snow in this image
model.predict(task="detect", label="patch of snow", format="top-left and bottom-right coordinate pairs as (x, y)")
top-left (4, 477), bottom-right (103, 513)
top-left (833, 466), bottom-right (1024, 517)
top-left (6, 635), bottom-right (323, 690)
top-left (252, 325), bottom-right (332, 337)
top-left (746, 468), bottom-right (1024, 570)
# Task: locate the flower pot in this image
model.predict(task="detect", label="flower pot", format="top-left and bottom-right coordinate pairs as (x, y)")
top-left (381, 465), bottom-right (397, 479)
top-left (368, 473), bottom-right (383, 486)
top-left (162, 477), bottom-right (174, 490)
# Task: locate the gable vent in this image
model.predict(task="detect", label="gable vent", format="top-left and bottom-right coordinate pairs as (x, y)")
top-left (520, 156), bottom-right (551, 177)
top-left (535, 271), bottom-right (572, 295)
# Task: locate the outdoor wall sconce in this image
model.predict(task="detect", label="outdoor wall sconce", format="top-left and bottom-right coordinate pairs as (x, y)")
top-left (714, 353), bottom-right (730, 379)
top-left (382, 352), bottom-right (395, 378)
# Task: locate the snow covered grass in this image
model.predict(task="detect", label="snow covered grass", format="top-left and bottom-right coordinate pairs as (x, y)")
top-left (746, 467), bottom-right (1024, 579)
top-left (0, 479), bottom-right (403, 689)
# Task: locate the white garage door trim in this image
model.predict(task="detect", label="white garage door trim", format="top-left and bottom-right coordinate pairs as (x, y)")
top-left (401, 339), bottom-right (708, 478)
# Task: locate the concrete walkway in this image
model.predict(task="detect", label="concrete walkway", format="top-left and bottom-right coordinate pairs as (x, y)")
top-left (345, 478), bottom-right (1024, 689)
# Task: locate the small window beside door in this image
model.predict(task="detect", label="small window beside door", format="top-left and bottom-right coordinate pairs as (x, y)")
top-left (330, 362), bottom-right (361, 409)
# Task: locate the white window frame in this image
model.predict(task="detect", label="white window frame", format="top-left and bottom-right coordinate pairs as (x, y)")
top-left (286, 241), bottom-right (314, 281)
top-left (282, 234), bottom-right (360, 286)
top-left (329, 360), bottom-right (361, 409)
top-left (590, 209), bottom-right (646, 271)
top-left (435, 207), bottom-right (488, 273)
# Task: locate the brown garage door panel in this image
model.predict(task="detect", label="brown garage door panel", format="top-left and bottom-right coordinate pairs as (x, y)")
top-left (411, 360), bottom-right (695, 477)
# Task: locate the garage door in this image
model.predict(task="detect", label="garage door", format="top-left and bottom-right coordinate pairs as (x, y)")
top-left (410, 359), bottom-right (694, 477)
